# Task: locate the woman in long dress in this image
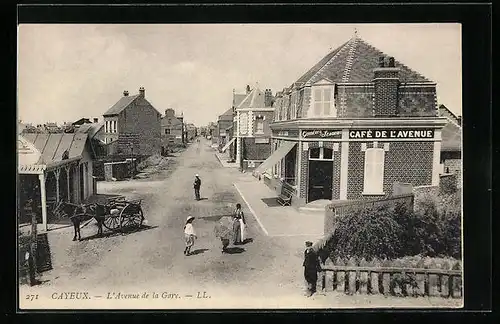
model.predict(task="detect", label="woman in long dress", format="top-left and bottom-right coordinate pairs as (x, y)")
top-left (215, 216), bottom-right (233, 253)
top-left (183, 216), bottom-right (197, 256)
top-left (233, 203), bottom-right (246, 244)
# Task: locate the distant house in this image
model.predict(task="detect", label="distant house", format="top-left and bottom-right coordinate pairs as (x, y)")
top-left (231, 86), bottom-right (275, 171)
top-left (439, 105), bottom-right (462, 187)
top-left (185, 123), bottom-right (197, 142)
top-left (18, 132), bottom-right (96, 230)
top-left (161, 108), bottom-right (185, 150)
top-left (44, 122), bottom-right (61, 133)
top-left (102, 87), bottom-right (162, 157)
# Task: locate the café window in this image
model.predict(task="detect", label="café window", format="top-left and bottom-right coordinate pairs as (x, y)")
top-left (309, 147), bottom-right (334, 161)
top-left (312, 85), bottom-right (336, 117)
top-left (255, 116), bottom-right (264, 134)
top-left (363, 148), bottom-right (385, 195)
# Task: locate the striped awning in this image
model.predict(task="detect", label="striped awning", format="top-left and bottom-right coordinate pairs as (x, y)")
top-left (18, 164), bottom-right (46, 174)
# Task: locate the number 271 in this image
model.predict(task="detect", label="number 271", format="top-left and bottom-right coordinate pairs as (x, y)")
top-left (26, 294), bottom-right (38, 301)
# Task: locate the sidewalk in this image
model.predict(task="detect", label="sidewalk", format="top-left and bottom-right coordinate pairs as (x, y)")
top-left (215, 151), bottom-right (239, 168)
top-left (234, 180), bottom-right (324, 238)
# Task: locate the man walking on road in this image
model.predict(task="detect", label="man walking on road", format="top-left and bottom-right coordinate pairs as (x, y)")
top-left (193, 174), bottom-right (201, 201)
top-left (303, 241), bottom-right (321, 297)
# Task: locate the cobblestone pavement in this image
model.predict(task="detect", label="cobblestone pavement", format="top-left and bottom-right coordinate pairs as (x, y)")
top-left (19, 138), bottom-right (462, 309)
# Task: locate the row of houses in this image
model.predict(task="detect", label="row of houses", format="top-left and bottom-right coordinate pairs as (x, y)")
top-left (18, 86), bottom-right (199, 230)
top-left (211, 33), bottom-right (462, 207)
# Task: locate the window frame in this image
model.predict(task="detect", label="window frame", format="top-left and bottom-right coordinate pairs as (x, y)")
top-left (308, 147), bottom-right (334, 161)
top-left (255, 117), bottom-right (264, 134)
top-left (311, 84), bottom-right (336, 118)
top-left (362, 147), bottom-right (385, 195)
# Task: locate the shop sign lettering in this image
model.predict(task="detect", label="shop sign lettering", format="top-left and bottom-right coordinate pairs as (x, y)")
top-left (273, 130), bottom-right (299, 138)
top-left (349, 129), bottom-right (434, 139)
top-left (301, 130), bottom-right (342, 139)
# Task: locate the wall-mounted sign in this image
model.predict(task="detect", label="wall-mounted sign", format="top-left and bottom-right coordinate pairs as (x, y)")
top-left (272, 130), bottom-right (299, 138)
top-left (301, 130), bottom-right (342, 139)
top-left (255, 138), bottom-right (269, 144)
top-left (349, 129), bottom-right (435, 139)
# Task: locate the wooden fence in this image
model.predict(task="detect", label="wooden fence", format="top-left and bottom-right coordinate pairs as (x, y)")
top-left (318, 265), bottom-right (462, 298)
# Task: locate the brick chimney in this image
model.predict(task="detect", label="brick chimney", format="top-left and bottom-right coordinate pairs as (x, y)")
top-left (123, 90), bottom-right (129, 96)
top-left (373, 56), bottom-right (400, 117)
top-left (246, 84), bottom-right (251, 95)
top-left (165, 108), bottom-right (175, 117)
top-left (139, 87), bottom-right (145, 98)
top-left (264, 89), bottom-right (273, 107)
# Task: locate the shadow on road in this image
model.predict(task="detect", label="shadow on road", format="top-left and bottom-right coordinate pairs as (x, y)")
top-left (224, 247), bottom-right (245, 254)
top-left (196, 198), bottom-right (209, 201)
top-left (79, 225), bottom-right (158, 241)
top-left (241, 238), bottom-right (254, 245)
top-left (261, 197), bottom-right (282, 207)
top-left (188, 248), bottom-right (209, 256)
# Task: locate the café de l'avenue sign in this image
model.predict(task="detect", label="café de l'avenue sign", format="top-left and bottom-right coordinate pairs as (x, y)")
top-left (349, 129), bottom-right (435, 139)
top-left (301, 130), bottom-right (342, 139)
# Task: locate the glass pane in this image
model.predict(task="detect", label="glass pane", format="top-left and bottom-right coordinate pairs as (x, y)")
top-left (314, 103), bottom-right (322, 116)
top-left (323, 148), bottom-right (333, 160)
top-left (323, 103), bottom-right (331, 116)
top-left (323, 88), bottom-right (332, 101)
top-left (310, 148), bottom-right (320, 159)
top-left (314, 89), bottom-right (322, 102)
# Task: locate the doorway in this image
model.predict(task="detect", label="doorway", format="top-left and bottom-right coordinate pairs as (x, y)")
top-left (307, 147), bottom-right (334, 203)
top-left (79, 164), bottom-right (85, 202)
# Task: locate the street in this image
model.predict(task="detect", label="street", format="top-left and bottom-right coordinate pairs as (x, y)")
top-left (19, 138), bottom-right (461, 309)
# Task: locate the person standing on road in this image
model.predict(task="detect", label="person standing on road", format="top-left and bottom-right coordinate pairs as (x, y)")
top-left (303, 241), bottom-right (321, 297)
top-left (232, 203), bottom-right (246, 245)
top-left (183, 216), bottom-right (197, 256)
top-left (193, 174), bottom-right (201, 201)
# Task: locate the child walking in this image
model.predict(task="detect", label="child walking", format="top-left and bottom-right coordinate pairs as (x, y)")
top-left (184, 216), bottom-right (197, 256)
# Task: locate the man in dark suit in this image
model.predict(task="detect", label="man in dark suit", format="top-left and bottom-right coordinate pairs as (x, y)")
top-left (193, 174), bottom-right (201, 201)
top-left (303, 241), bottom-right (321, 297)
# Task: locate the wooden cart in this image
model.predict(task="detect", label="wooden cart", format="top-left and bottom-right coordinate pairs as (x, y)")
top-left (102, 196), bottom-right (145, 231)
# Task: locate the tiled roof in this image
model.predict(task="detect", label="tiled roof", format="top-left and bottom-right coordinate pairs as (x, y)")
top-left (103, 95), bottom-right (139, 116)
top-left (233, 93), bottom-right (247, 107)
top-left (295, 36), bottom-right (431, 85)
top-left (237, 87), bottom-right (266, 109)
top-left (439, 104), bottom-right (461, 126)
top-left (161, 115), bottom-right (183, 126)
top-left (219, 107), bottom-right (234, 118)
top-left (441, 120), bottom-right (461, 152)
top-left (77, 122), bottom-right (104, 139)
top-left (21, 133), bottom-right (88, 166)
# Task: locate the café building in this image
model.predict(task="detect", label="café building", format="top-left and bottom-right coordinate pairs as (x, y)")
top-left (253, 34), bottom-right (448, 206)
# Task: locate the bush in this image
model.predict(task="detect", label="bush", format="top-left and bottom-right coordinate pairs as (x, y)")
top-left (333, 204), bottom-right (402, 261)
top-left (327, 190), bottom-right (461, 262)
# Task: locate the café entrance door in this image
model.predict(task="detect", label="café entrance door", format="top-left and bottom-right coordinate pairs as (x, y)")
top-left (307, 147), bottom-right (334, 203)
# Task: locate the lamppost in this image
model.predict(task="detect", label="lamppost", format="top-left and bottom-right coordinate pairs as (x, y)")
top-left (129, 142), bottom-right (136, 177)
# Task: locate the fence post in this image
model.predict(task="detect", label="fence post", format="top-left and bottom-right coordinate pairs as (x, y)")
top-left (336, 270), bottom-right (345, 293)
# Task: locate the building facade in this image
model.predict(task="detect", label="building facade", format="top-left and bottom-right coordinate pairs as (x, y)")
top-left (102, 87), bottom-right (162, 157)
top-left (227, 87), bottom-right (275, 171)
top-left (439, 104), bottom-right (462, 187)
top-left (217, 108), bottom-right (235, 150)
top-left (18, 133), bottom-right (96, 230)
top-left (161, 108), bottom-right (185, 150)
top-left (254, 34), bottom-right (448, 207)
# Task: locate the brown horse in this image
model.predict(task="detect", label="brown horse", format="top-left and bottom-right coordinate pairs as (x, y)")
top-left (53, 201), bottom-right (109, 241)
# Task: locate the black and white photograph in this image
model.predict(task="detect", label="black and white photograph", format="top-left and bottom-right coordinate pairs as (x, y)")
top-left (17, 23), bottom-right (463, 309)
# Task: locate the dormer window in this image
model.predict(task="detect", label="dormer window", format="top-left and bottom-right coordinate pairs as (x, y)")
top-left (310, 80), bottom-right (337, 118)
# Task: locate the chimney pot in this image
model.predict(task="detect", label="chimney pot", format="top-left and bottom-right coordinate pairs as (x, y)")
top-left (93, 118), bottom-right (98, 123)
top-left (388, 57), bottom-right (395, 67)
top-left (123, 90), bottom-right (129, 96)
top-left (378, 56), bottom-right (385, 67)
top-left (139, 87), bottom-right (145, 97)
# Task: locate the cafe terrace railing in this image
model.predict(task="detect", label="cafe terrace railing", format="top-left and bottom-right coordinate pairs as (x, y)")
top-left (317, 264), bottom-right (462, 298)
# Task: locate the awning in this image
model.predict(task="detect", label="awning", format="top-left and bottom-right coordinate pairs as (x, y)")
top-left (221, 137), bottom-right (236, 152)
top-left (254, 141), bottom-right (296, 175)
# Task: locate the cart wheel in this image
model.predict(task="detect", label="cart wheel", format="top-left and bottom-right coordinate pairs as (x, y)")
top-left (120, 204), bottom-right (144, 229)
top-left (103, 214), bottom-right (121, 231)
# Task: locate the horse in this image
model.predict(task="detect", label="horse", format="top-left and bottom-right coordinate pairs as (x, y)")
top-left (52, 201), bottom-right (109, 241)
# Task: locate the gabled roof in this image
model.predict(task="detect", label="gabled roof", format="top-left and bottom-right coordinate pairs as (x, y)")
top-left (103, 95), bottom-right (139, 116)
top-left (295, 35), bottom-right (431, 85)
top-left (237, 87), bottom-right (266, 109)
top-left (77, 122), bottom-right (104, 139)
top-left (233, 93), bottom-right (247, 108)
top-left (20, 133), bottom-right (89, 167)
top-left (441, 121), bottom-right (461, 152)
top-left (439, 104), bottom-right (461, 126)
top-left (161, 115), bottom-right (183, 126)
top-left (219, 107), bottom-right (234, 119)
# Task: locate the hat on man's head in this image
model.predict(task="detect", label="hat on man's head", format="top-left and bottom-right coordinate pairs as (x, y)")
top-left (305, 241), bottom-right (313, 247)
top-left (186, 216), bottom-right (195, 223)
top-left (195, 174), bottom-right (199, 177)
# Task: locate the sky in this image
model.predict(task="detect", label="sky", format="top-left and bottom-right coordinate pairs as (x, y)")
top-left (17, 23), bottom-right (461, 126)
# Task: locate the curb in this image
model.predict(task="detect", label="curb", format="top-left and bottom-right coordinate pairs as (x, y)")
top-left (233, 183), bottom-right (269, 236)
